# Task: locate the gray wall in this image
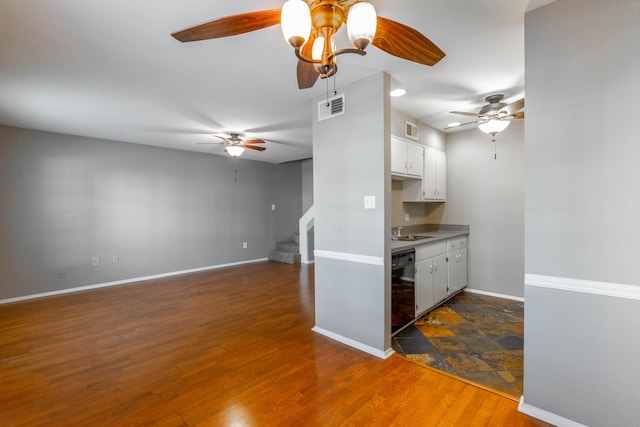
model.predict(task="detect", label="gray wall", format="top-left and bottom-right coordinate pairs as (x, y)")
top-left (391, 109), bottom-right (446, 151)
top-left (274, 160), bottom-right (303, 242)
top-left (313, 72), bottom-right (391, 354)
top-left (301, 158), bottom-right (313, 213)
top-left (524, 1), bottom-right (640, 426)
top-left (442, 121), bottom-right (525, 297)
top-left (0, 125), bottom-right (305, 300)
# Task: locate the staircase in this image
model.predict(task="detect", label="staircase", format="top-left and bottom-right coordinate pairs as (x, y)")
top-left (269, 233), bottom-right (301, 264)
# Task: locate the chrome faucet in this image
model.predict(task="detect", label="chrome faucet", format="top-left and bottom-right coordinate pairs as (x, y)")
top-left (394, 226), bottom-right (403, 237)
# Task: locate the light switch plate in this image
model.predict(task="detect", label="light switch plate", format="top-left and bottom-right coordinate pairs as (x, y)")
top-left (405, 213), bottom-right (410, 222)
top-left (364, 195), bottom-right (376, 209)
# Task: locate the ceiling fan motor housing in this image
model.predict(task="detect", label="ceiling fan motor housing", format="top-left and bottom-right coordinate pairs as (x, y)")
top-left (479, 94), bottom-right (507, 116)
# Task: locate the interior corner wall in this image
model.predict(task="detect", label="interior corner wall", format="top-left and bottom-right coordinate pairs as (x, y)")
top-left (312, 72), bottom-right (391, 355)
top-left (274, 160), bottom-right (303, 242)
top-left (523, 1), bottom-right (640, 426)
top-left (301, 158), bottom-right (314, 213)
top-left (441, 121), bottom-right (524, 298)
top-left (0, 125), bottom-right (284, 301)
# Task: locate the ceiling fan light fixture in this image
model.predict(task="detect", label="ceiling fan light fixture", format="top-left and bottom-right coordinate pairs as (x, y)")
top-left (312, 35), bottom-right (335, 61)
top-left (478, 119), bottom-right (510, 135)
top-left (347, 2), bottom-right (377, 50)
top-left (226, 145), bottom-right (245, 157)
top-left (281, 0), bottom-right (311, 48)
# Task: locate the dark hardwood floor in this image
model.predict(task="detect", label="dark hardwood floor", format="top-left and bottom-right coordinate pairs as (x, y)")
top-left (0, 261), bottom-right (550, 426)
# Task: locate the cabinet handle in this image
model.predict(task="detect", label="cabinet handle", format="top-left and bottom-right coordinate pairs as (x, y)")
top-left (430, 264), bottom-right (433, 273)
top-left (434, 263), bottom-right (438, 272)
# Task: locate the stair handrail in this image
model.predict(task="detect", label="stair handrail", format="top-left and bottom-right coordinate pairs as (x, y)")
top-left (298, 205), bottom-right (315, 264)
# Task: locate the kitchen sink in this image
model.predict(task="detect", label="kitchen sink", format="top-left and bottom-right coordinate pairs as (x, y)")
top-left (392, 235), bottom-right (434, 241)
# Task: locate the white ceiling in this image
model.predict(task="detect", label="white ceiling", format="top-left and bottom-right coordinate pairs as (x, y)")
top-left (0, 0), bottom-right (555, 163)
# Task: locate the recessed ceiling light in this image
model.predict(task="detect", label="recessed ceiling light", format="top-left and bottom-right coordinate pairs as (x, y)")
top-left (447, 122), bottom-right (461, 128)
top-left (390, 88), bottom-right (406, 97)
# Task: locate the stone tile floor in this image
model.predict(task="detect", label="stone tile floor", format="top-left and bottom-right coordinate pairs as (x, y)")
top-left (392, 291), bottom-right (524, 396)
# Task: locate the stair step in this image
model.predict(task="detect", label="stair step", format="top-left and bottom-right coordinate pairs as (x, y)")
top-left (276, 241), bottom-right (299, 253)
top-left (268, 250), bottom-right (301, 265)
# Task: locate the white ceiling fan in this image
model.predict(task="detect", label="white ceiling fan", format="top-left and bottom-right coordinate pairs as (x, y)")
top-left (447, 94), bottom-right (525, 159)
top-left (447, 94), bottom-right (525, 132)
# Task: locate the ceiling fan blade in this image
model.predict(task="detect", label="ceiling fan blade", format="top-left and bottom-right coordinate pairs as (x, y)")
top-left (245, 139), bottom-right (265, 145)
top-left (450, 111), bottom-right (485, 118)
top-left (297, 34), bottom-right (319, 89)
top-left (171, 9), bottom-right (281, 42)
top-left (445, 120), bottom-right (480, 130)
top-left (245, 145), bottom-right (266, 151)
top-left (372, 17), bottom-right (445, 66)
top-left (505, 111), bottom-right (525, 120)
top-left (505, 98), bottom-right (525, 115)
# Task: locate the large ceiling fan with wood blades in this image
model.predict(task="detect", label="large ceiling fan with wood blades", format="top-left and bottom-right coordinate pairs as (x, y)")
top-left (171, 0), bottom-right (446, 89)
top-left (197, 133), bottom-right (266, 157)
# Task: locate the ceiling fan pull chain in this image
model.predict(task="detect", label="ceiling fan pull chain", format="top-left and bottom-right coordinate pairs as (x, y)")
top-left (325, 77), bottom-right (330, 107)
top-left (493, 138), bottom-right (497, 160)
top-left (332, 66), bottom-right (337, 95)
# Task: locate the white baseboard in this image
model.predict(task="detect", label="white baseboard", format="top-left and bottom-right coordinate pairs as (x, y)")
top-left (314, 250), bottom-right (384, 266)
top-left (525, 273), bottom-right (640, 300)
top-left (0, 258), bottom-right (269, 305)
top-left (518, 396), bottom-right (588, 427)
top-left (312, 326), bottom-right (394, 360)
top-left (464, 287), bottom-right (524, 302)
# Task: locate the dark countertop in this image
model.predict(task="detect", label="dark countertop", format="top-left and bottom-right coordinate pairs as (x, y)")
top-left (391, 230), bottom-right (468, 252)
top-left (390, 224), bottom-right (469, 253)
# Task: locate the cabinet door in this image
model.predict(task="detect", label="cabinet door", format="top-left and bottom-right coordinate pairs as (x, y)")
top-left (448, 248), bottom-right (468, 294)
top-left (406, 142), bottom-right (424, 178)
top-left (432, 253), bottom-right (448, 303)
top-left (415, 259), bottom-right (435, 316)
top-left (435, 151), bottom-right (446, 200)
top-left (391, 137), bottom-right (407, 175)
top-left (423, 148), bottom-right (437, 199)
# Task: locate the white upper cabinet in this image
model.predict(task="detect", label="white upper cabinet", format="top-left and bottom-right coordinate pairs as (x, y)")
top-left (423, 147), bottom-right (446, 201)
top-left (391, 136), bottom-right (423, 178)
top-left (401, 146), bottom-right (446, 202)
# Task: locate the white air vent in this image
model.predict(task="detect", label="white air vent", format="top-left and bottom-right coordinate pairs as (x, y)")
top-left (318, 93), bottom-right (345, 122)
top-left (405, 121), bottom-right (419, 140)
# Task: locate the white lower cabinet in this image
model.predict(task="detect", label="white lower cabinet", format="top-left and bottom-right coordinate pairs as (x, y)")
top-left (415, 242), bottom-right (447, 316)
top-left (447, 238), bottom-right (468, 295)
top-left (412, 237), bottom-right (468, 318)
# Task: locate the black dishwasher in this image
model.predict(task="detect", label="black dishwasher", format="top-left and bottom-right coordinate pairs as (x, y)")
top-left (391, 249), bottom-right (415, 335)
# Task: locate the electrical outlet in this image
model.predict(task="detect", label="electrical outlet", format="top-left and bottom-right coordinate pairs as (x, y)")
top-left (271, 204), bottom-right (276, 211)
top-left (405, 213), bottom-right (410, 222)
top-left (112, 255), bottom-right (119, 263)
top-left (243, 242), bottom-right (248, 249)
top-left (91, 257), bottom-right (100, 266)
top-left (364, 195), bottom-right (376, 209)
top-left (58, 270), bottom-right (66, 279)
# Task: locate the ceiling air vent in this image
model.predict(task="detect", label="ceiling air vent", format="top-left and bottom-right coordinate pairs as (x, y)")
top-left (405, 121), bottom-right (419, 140)
top-left (318, 93), bottom-right (345, 122)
